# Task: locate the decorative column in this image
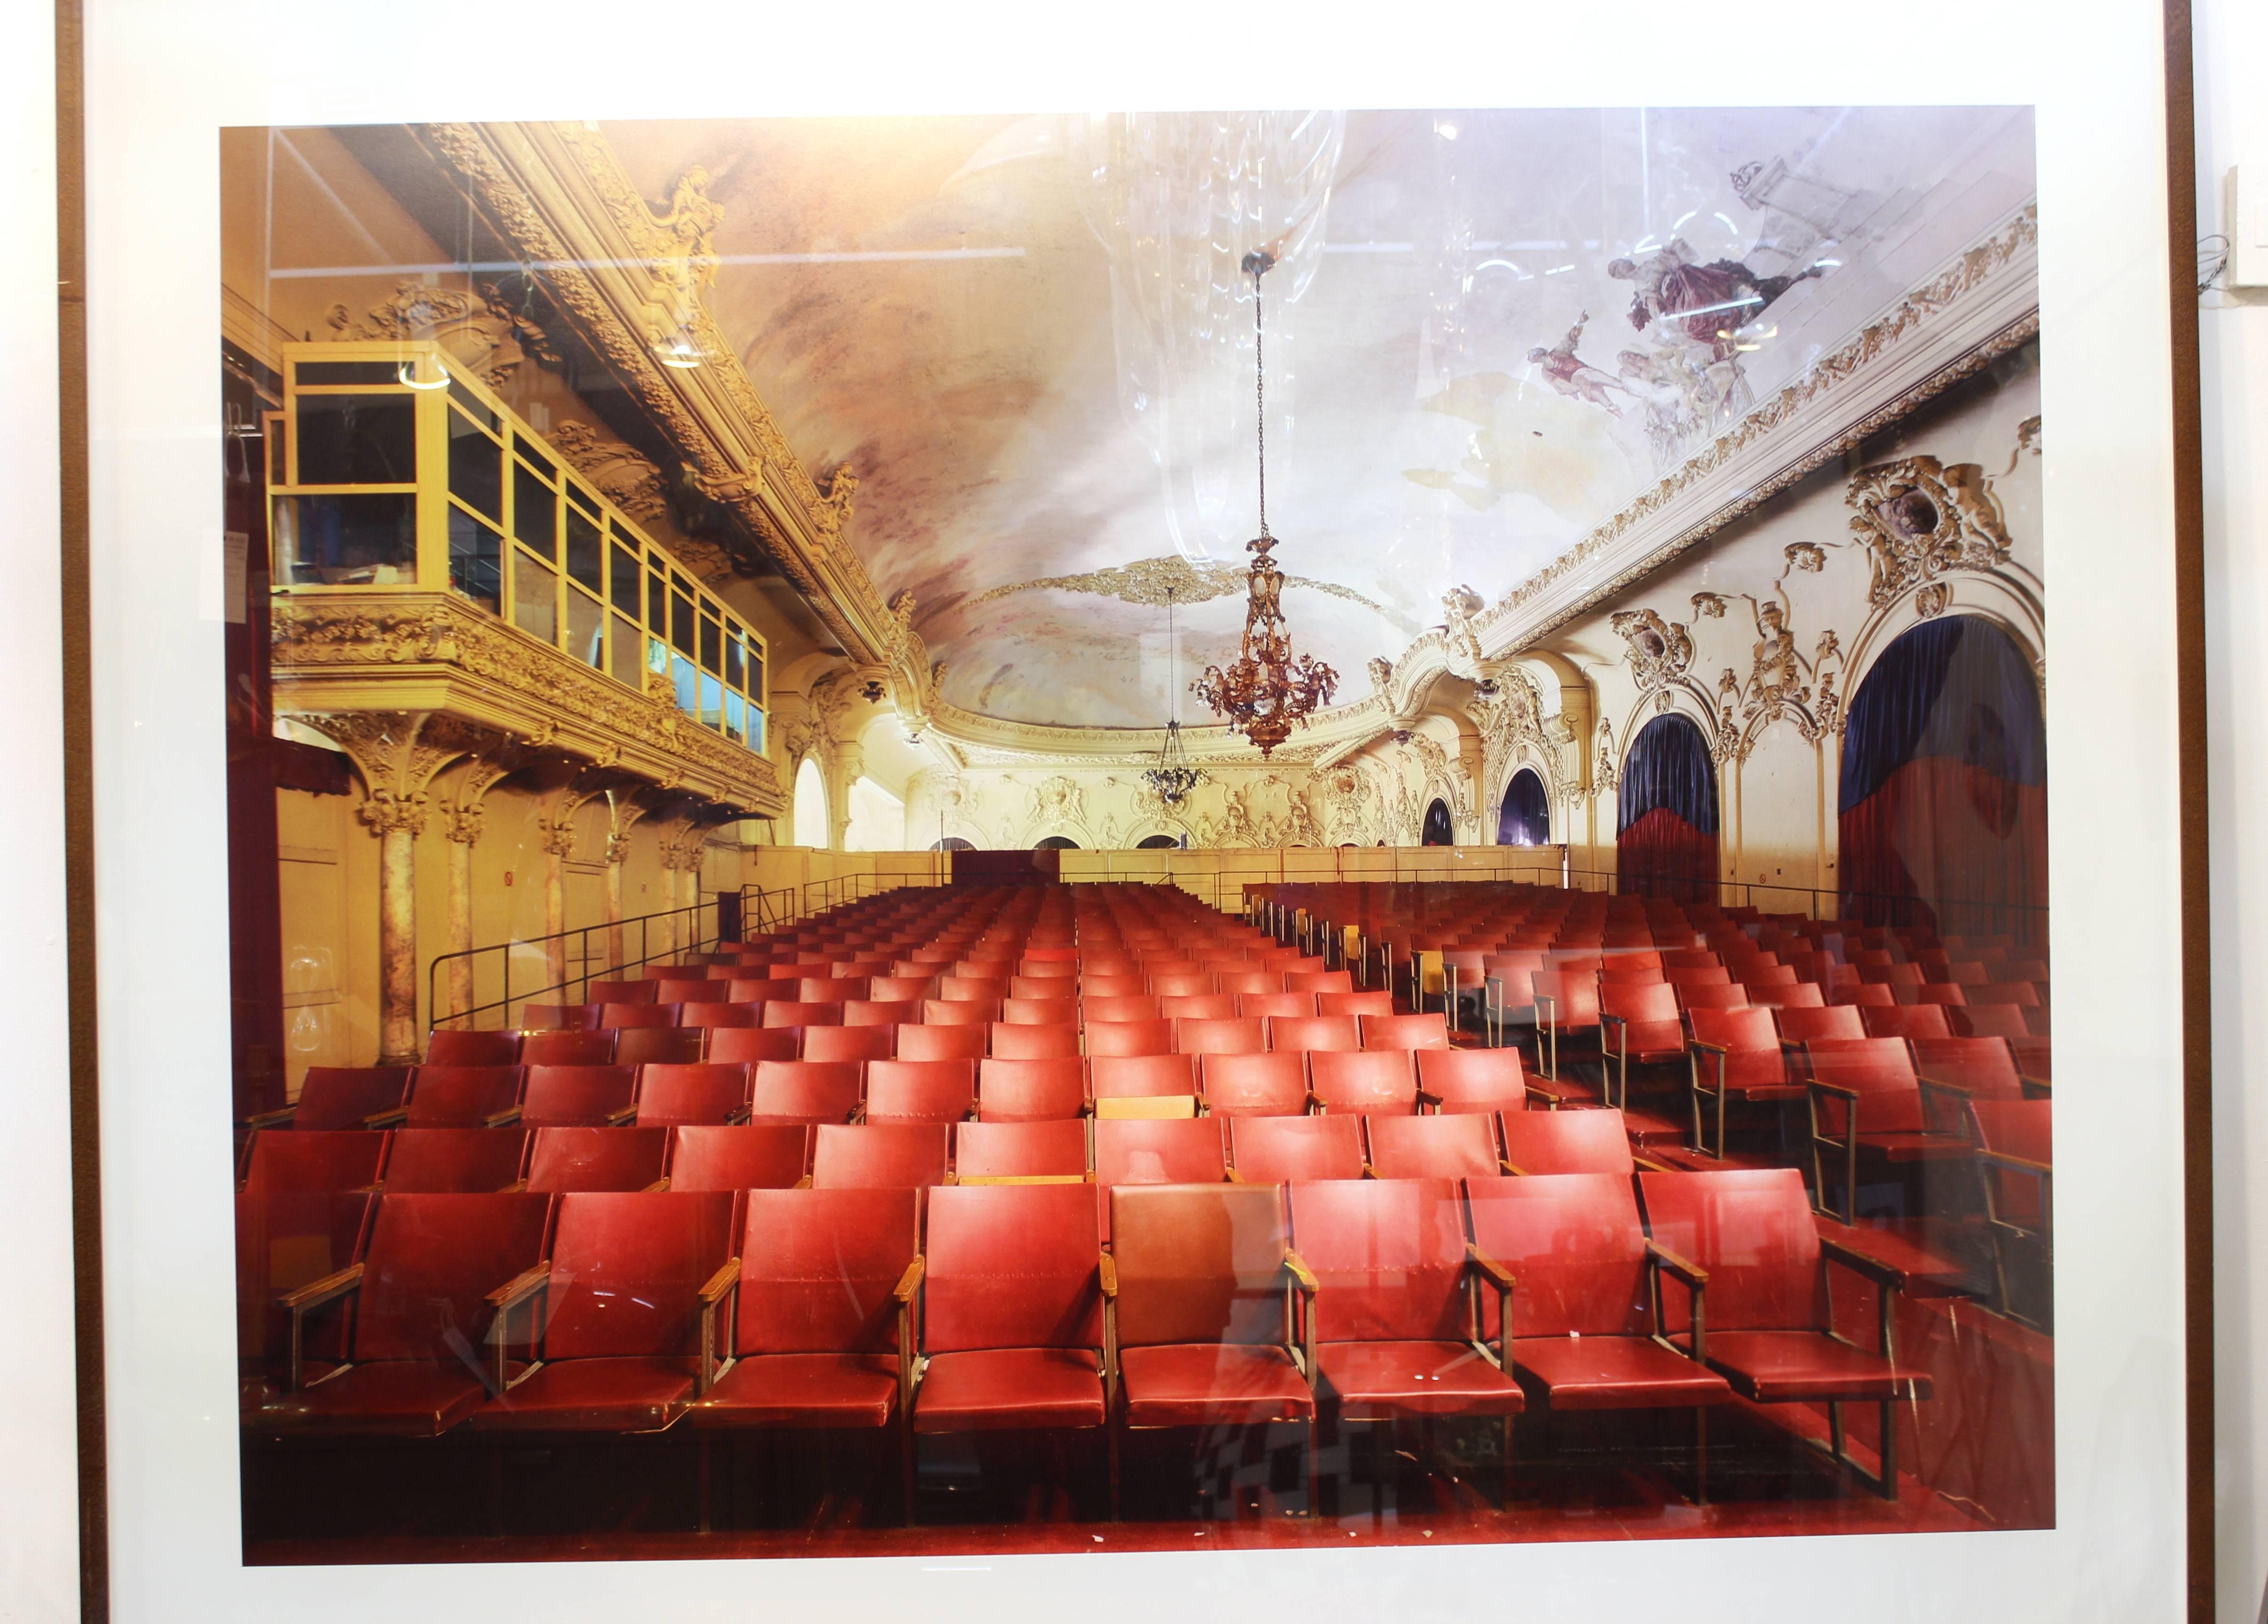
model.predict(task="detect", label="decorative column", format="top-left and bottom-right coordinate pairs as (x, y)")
top-left (603, 793), bottom-right (655, 973)
top-left (436, 756), bottom-right (514, 1025)
top-left (538, 819), bottom-right (576, 990)
top-left (300, 711), bottom-right (477, 1066)
top-left (828, 742), bottom-right (865, 853)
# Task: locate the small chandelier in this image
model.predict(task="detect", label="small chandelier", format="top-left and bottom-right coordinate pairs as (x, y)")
top-left (1142, 587), bottom-right (1205, 807)
top-left (1193, 249), bottom-right (1338, 758)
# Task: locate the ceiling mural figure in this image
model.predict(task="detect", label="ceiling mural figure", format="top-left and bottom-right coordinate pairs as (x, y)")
top-left (1528, 311), bottom-right (1635, 417)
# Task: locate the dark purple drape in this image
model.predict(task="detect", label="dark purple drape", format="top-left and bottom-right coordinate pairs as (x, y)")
top-left (1497, 768), bottom-right (1551, 847)
top-left (1838, 617), bottom-right (2046, 946)
top-left (1619, 713), bottom-right (1719, 901)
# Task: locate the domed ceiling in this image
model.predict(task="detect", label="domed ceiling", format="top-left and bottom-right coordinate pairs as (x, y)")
top-left (601, 107), bottom-right (2034, 730)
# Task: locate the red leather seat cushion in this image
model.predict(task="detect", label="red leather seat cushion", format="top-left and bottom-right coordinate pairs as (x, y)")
top-left (1509, 1336), bottom-right (1733, 1411)
top-left (467, 1356), bottom-right (697, 1432)
top-left (1689, 1330), bottom-right (1933, 1403)
top-left (253, 1361), bottom-right (491, 1437)
top-left (913, 1348), bottom-right (1104, 1433)
top-left (1524, 1078), bottom-right (1596, 1108)
top-left (690, 1353), bottom-right (899, 1429)
top-left (1316, 1340), bottom-right (1525, 1420)
top-left (1118, 1344), bottom-right (1314, 1428)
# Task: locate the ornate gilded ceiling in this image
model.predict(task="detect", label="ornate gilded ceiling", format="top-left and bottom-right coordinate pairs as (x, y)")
top-left (587, 109), bottom-right (2033, 731)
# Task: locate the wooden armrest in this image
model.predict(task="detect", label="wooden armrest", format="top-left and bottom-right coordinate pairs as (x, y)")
top-left (486, 1262), bottom-right (551, 1312)
top-left (1281, 1250), bottom-right (1318, 1292)
top-left (1978, 1149), bottom-right (2053, 1176)
top-left (641, 1178), bottom-right (669, 1193)
top-left (481, 1106), bottom-right (524, 1128)
top-left (604, 1106), bottom-right (640, 1126)
top-left (892, 1255), bottom-right (926, 1303)
top-left (2019, 1075), bottom-right (2051, 1100)
top-left (1097, 1254), bottom-right (1118, 1298)
top-left (278, 1262), bottom-right (363, 1312)
top-left (698, 1257), bottom-right (741, 1306)
top-left (1500, 1158), bottom-right (1524, 1175)
top-left (1465, 1242), bottom-right (1515, 1293)
top-left (1821, 1236), bottom-right (1907, 1290)
top-left (1224, 1167), bottom-right (1244, 1182)
top-left (1644, 1241), bottom-right (1709, 1289)
top-left (361, 1108), bottom-right (409, 1130)
top-left (1688, 1039), bottom-right (1728, 1061)
top-left (241, 1108), bottom-right (295, 1132)
top-left (1807, 1079), bottom-right (1860, 1102)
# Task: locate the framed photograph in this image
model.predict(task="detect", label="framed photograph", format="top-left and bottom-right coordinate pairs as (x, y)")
top-left (65, 0), bottom-right (2206, 1617)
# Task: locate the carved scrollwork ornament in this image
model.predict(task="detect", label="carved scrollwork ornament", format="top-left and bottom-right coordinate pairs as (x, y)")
top-left (1846, 454), bottom-right (2012, 609)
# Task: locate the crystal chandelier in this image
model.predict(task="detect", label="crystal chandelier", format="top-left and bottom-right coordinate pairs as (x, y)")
top-left (1142, 587), bottom-right (1206, 807)
top-left (1193, 250), bottom-right (1339, 757)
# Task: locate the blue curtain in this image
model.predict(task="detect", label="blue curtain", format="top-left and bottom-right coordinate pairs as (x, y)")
top-left (1498, 768), bottom-right (1551, 846)
top-left (1839, 617), bottom-right (2043, 812)
top-left (1619, 713), bottom-right (1719, 834)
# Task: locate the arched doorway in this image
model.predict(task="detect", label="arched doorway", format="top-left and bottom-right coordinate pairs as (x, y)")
top-left (1421, 799), bottom-right (1454, 846)
top-left (1618, 713), bottom-right (1718, 901)
top-left (927, 836), bottom-right (975, 852)
top-left (792, 756), bottom-right (829, 850)
top-left (1135, 834), bottom-right (1182, 850)
top-left (1838, 617), bottom-right (2045, 946)
top-left (1497, 768), bottom-right (1550, 846)
top-left (1034, 835), bottom-right (1080, 851)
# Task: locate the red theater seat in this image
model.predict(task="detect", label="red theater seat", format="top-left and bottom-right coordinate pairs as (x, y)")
top-left (974, 1057), bottom-right (1085, 1123)
top-left (1636, 1169), bottom-right (1929, 1496)
top-left (1683, 1006), bottom-right (1804, 1159)
top-left (803, 1025), bottom-right (895, 1065)
top-left (747, 1061), bottom-right (861, 1127)
top-left (1598, 981), bottom-right (1685, 1106)
top-left (1968, 1100), bottom-right (2052, 1325)
top-left (1675, 984), bottom-right (1750, 1013)
top-left (402, 1066), bottom-right (526, 1130)
top-left (238, 1129), bottom-right (388, 1194)
top-left (1860, 1004), bottom-right (1952, 1041)
top-left (520, 1065), bottom-right (639, 1129)
top-left (424, 1029), bottom-right (521, 1066)
top-left (255, 1067), bottom-right (411, 1132)
top-left (665, 1124), bottom-right (810, 1192)
top-left (1286, 1179), bottom-right (1523, 1499)
top-left (1241, 992), bottom-right (1318, 1019)
top-left (237, 1189), bottom-right (374, 1404)
top-left (811, 1123), bottom-right (952, 1190)
top-left (1001, 997), bottom-right (1080, 1027)
top-left (912, 1185), bottom-right (1109, 1452)
top-left (1176, 1017), bottom-right (1268, 1056)
top-left (380, 1128), bottom-right (527, 1193)
top-left (1951, 1003), bottom-right (2032, 1039)
top-left (587, 980), bottom-right (657, 1007)
top-left (766, 1000), bottom-right (847, 1030)
top-left (1774, 1004), bottom-right (1866, 1048)
top-left (1086, 1019), bottom-right (1174, 1058)
top-left (469, 1192), bottom-right (737, 1434)
top-left (1414, 1047), bottom-right (1528, 1115)
top-left (1804, 1037), bottom-right (1968, 1221)
top-left (679, 1003), bottom-right (761, 1031)
top-left (1316, 991), bottom-right (1393, 1017)
top-left (1363, 1113), bottom-right (1502, 1180)
top-left (1529, 971), bottom-right (1602, 1096)
top-left (1285, 970), bottom-right (1353, 994)
top-left (1268, 1015), bottom-right (1361, 1055)
top-left (990, 1023), bottom-right (1081, 1060)
top-left (865, 1060), bottom-right (977, 1124)
top-left (521, 1003), bottom-right (603, 1032)
top-left (897, 1023), bottom-right (989, 1063)
top-left (702, 1027), bottom-right (799, 1065)
top-left (603, 1003), bottom-right (680, 1030)
top-left (1499, 1108), bottom-right (1635, 1176)
top-left (519, 1030), bottom-right (617, 1067)
top-left (1095, 1117), bottom-right (1228, 1237)
top-left (1912, 1035), bottom-right (2025, 1120)
top-left (1228, 1114), bottom-right (1365, 1183)
top-left (1310, 1049), bottom-right (1418, 1115)
top-left (1357, 1012), bottom-right (1451, 1052)
top-left (1201, 1051), bottom-right (1311, 1117)
top-left (1109, 1184), bottom-right (1315, 1438)
top-left (689, 1187), bottom-right (920, 1439)
top-left (635, 1063), bottom-right (752, 1128)
top-left (955, 1119), bottom-right (1089, 1181)
top-left (525, 1125), bottom-right (669, 1192)
top-left (250, 1192), bottom-right (552, 1436)
top-left (613, 1028), bottom-right (705, 1068)
top-left (1159, 994), bottom-right (1240, 1022)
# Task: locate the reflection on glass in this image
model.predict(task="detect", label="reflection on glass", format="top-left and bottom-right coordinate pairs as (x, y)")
top-left (699, 670), bottom-right (724, 728)
top-left (447, 509), bottom-right (502, 613)
top-left (611, 612), bottom-right (642, 687)
top-left (671, 650), bottom-right (698, 714)
top-left (513, 462), bottom-right (555, 552)
top-left (512, 549), bottom-right (558, 645)
top-left (567, 588), bottom-right (604, 669)
top-left (273, 493), bottom-right (415, 585)
top-left (724, 633), bottom-right (745, 691)
top-left (724, 689), bottom-right (745, 744)
top-left (295, 394), bottom-right (416, 484)
top-left (610, 541), bottom-right (640, 611)
top-left (565, 507), bottom-right (603, 593)
top-left (448, 413), bottom-right (501, 519)
top-left (671, 590), bottom-right (696, 658)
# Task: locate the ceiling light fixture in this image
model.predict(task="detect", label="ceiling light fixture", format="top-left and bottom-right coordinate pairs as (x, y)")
top-left (1142, 586), bottom-right (1205, 807)
top-left (1193, 250), bottom-right (1339, 759)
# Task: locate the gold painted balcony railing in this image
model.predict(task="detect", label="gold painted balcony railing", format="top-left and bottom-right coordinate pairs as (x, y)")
top-left (267, 340), bottom-right (781, 814)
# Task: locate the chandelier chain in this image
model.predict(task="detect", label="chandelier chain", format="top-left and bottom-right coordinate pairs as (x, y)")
top-left (1253, 258), bottom-right (1267, 537)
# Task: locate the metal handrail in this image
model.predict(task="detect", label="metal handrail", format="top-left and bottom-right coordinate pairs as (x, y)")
top-left (740, 885), bottom-right (799, 934)
top-left (427, 895), bottom-right (722, 1033)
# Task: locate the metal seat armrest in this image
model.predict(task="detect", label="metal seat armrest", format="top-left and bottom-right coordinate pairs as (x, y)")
top-left (361, 1107), bottom-right (409, 1131)
top-left (1643, 1243), bottom-right (1708, 1364)
top-left (696, 1258), bottom-right (742, 1396)
top-left (1914, 1076), bottom-right (1974, 1137)
top-left (278, 1263), bottom-right (366, 1394)
top-left (482, 1106), bottom-right (524, 1129)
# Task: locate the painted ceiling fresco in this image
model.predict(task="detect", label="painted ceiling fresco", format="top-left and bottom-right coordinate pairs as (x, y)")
top-left (603, 108), bottom-right (2034, 730)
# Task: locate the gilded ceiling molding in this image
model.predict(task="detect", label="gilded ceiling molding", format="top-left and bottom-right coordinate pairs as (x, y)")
top-left (272, 590), bottom-right (785, 817)
top-left (963, 554), bottom-right (1400, 623)
top-left (412, 122), bottom-right (895, 664)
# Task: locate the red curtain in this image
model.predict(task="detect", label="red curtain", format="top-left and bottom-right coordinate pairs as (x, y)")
top-left (1838, 756), bottom-right (2047, 947)
top-left (1617, 806), bottom-right (1718, 903)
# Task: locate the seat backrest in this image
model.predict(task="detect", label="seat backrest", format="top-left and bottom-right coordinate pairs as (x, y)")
top-left (519, 1030), bottom-right (618, 1067)
top-left (1199, 1051), bottom-right (1310, 1117)
top-left (290, 1067), bottom-right (413, 1132)
top-left (1804, 1035), bottom-right (1924, 1131)
top-left (380, 1128), bottom-right (527, 1193)
top-left (240, 1129), bottom-right (388, 1193)
top-left (1316, 990), bottom-right (1393, 1017)
top-left (1675, 984), bottom-right (1750, 1013)
top-left (1284, 969), bottom-right (1353, 994)
top-left (602, 1002), bottom-right (680, 1031)
top-left (735, 1187), bottom-right (920, 1356)
top-left (1357, 1013), bottom-right (1452, 1052)
top-left (236, 1189), bottom-right (375, 1370)
top-left (1664, 965), bottom-right (1732, 989)
top-left (955, 1119), bottom-right (1089, 1180)
top-left (1635, 1168), bottom-right (1824, 1334)
top-left (990, 1023), bottom-right (1081, 1061)
top-left (1861, 1002), bottom-right (1953, 1040)
top-left (664, 1124), bottom-right (810, 1192)
top-left (864, 1059), bottom-right (977, 1124)
top-left (525, 1125), bottom-right (670, 1192)
top-left (802, 1024), bottom-right (896, 1065)
top-left (1111, 1183), bottom-right (1292, 1350)
top-left (1267, 1015), bottom-right (1361, 1055)
top-left (1088, 1053), bottom-right (1197, 1101)
top-left (765, 1000), bottom-right (848, 1030)
top-left (1084, 994), bottom-right (1161, 1023)
top-left (701, 1027), bottom-right (799, 1065)
top-left (1094, 1116), bottom-right (1227, 1187)
top-left (811, 1122), bottom-right (952, 1189)
top-left (1309, 1049), bottom-right (1418, 1114)
top-left (540, 1192), bottom-right (736, 1359)
top-left (1969, 1099), bottom-right (2052, 1163)
top-left (587, 980), bottom-right (657, 1007)
top-left (1744, 982), bottom-right (1825, 1009)
top-left (867, 977), bottom-right (937, 1004)
top-left (1159, 994), bottom-right (1241, 1022)
top-left (1952, 1003), bottom-right (2031, 1038)
top-left (1688, 1006), bottom-right (1780, 1053)
top-left (633, 1062), bottom-right (751, 1128)
top-left (922, 1183), bottom-right (1102, 1352)
top-left (1499, 1108), bottom-right (1635, 1176)
top-left (425, 1029), bottom-right (521, 1067)
top-left (896, 1023), bottom-right (989, 1062)
top-left (748, 1060), bottom-right (861, 1124)
top-left (975, 1057), bottom-right (1085, 1122)
top-left (520, 1064), bottom-right (639, 1129)
top-left (1175, 1017), bottom-right (1268, 1056)
top-left (1364, 1113), bottom-right (1500, 1180)
top-left (1227, 1114), bottom-right (1365, 1183)
top-left (521, 1003), bottom-right (604, 1032)
top-left (1149, 972), bottom-right (1218, 997)
top-left (403, 1065), bottom-right (526, 1130)
top-left (1001, 997), bottom-right (1080, 1027)
top-left (1771, 1004), bottom-right (1864, 1046)
top-left (845, 999), bottom-right (923, 1029)
top-left (1599, 981), bottom-right (1680, 1023)
top-left (1286, 1177), bottom-right (1468, 1343)
top-left (1529, 972), bottom-right (1601, 1024)
top-left (1085, 1018), bottom-right (1174, 1057)
top-left (1414, 1047), bottom-right (1527, 1113)
top-left (1911, 1035), bottom-right (2023, 1100)
top-left (679, 1003), bottom-right (761, 1030)
top-left (1079, 976), bottom-right (1150, 1000)
top-left (614, 1027), bottom-right (707, 1067)
top-left (1466, 1173), bottom-right (1650, 1339)
top-left (1240, 992), bottom-right (1318, 1019)
top-left (350, 1192), bottom-right (552, 1361)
